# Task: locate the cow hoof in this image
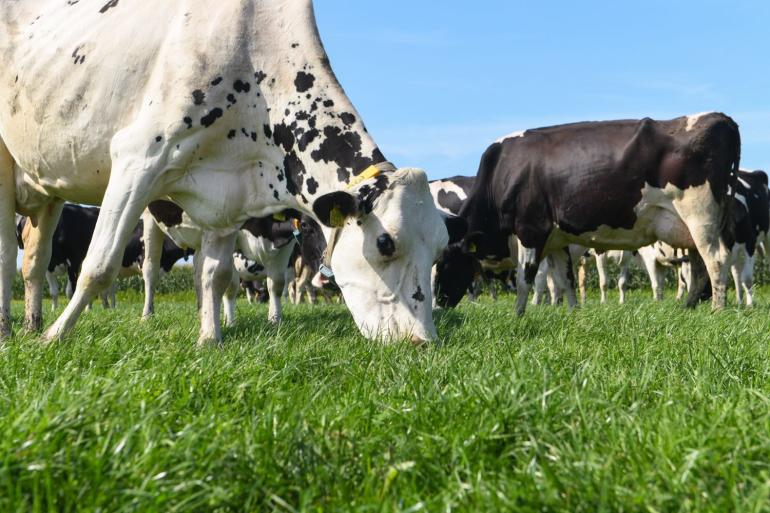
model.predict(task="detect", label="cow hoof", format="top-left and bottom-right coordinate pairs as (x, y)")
top-left (23, 316), bottom-right (42, 333)
top-left (41, 330), bottom-right (61, 344)
top-left (196, 336), bottom-right (223, 348)
top-left (0, 321), bottom-right (11, 340)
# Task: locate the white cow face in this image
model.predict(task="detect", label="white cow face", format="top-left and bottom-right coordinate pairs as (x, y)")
top-left (313, 168), bottom-right (448, 343)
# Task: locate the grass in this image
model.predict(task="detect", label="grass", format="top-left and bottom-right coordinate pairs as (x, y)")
top-left (2, 287), bottom-right (770, 512)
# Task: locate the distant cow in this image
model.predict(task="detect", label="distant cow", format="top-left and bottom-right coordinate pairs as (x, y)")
top-left (435, 113), bottom-right (741, 314)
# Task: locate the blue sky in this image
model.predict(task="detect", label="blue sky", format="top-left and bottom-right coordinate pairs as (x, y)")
top-left (315, 1), bottom-right (770, 180)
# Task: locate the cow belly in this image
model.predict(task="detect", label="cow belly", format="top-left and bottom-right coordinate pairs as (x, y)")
top-left (547, 207), bottom-right (693, 252)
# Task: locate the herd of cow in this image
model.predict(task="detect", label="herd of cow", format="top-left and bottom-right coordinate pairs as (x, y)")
top-left (0, 1), bottom-right (757, 346)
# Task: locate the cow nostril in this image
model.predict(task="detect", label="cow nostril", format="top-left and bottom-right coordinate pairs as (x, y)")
top-left (376, 233), bottom-right (395, 257)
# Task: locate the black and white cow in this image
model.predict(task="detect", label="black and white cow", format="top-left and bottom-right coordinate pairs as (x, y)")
top-left (1, 1), bottom-right (449, 344)
top-left (435, 114), bottom-right (741, 314)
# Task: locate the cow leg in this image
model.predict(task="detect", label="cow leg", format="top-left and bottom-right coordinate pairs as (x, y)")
top-left (44, 164), bottom-right (160, 341)
top-left (532, 261), bottom-right (548, 305)
top-left (110, 281), bottom-right (117, 308)
top-left (742, 253), bottom-right (755, 307)
top-left (548, 249), bottom-right (578, 309)
top-left (617, 263), bottom-right (629, 304)
top-left (515, 240), bottom-right (543, 316)
top-left (295, 267), bottom-right (311, 304)
top-left (141, 211), bottom-right (165, 319)
top-left (65, 277), bottom-right (74, 299)
top-left (306, 285), bottom-right (317, 305)
top-left (267, 274), bottom-right (285, 323)
top-left (266, 268), bottom-right (287, 324)
top-left (638, 251), bottom-right (663, 301)
top-left (100, 286), bottom-right (111, 309)
top-left (730, 255), bottom-right (743, 306)
top-left (594, 253), bottom-right (608, 304)
top-left (222, 267), bottom-right (239, 328)
top-left (21, 201), bottom-right (64, 332)
top-left (674, 203), bottom-right (730, 309)
top-left (193, 253), bottom-right (203, 311)
top-left (487, 272), bottom-right (498, 301)
top-left (546, 268), bottom-right (560, 305)
top-left (577, 258), bottom-right (587, 305)
top-left (676, 268), bottom-right (686, 300)
top-left (684, 251), bottom-right (710, 308)
top-left (46, 272), bottom-right (60, 311)
top-left (198, 231), bottom-right (237, 345)
top-left (677, 257), bottom-right (691, 301)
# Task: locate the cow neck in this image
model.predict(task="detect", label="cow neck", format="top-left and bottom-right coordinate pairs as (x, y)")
top-left (249, 0), bottom-right (391, 210)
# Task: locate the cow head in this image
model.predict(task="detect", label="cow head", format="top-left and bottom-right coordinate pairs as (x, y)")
top-left (433, 232), bottom-right (483, 308)
top-left (312, 168), bottom-right (448, 343)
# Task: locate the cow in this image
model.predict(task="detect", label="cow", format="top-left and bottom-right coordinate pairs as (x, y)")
top-left (435, 114), bottom-right (741, 314)
top-left (0, 0), bottom-right (449, 344)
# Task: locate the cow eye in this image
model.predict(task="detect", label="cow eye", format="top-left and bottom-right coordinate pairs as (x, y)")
top-left (376, 233), bottom-right (396, 257)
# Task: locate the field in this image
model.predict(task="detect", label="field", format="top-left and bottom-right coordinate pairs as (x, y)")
top-left (2, 279), bottom-right (770, 512)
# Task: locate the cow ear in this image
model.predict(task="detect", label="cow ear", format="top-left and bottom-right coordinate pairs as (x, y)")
top-left (312, 191), bottom-right (358, 228)
top-left (443, 215), bottom-right (468, 244)
top-left (461, 231), bottom-right (485, 254)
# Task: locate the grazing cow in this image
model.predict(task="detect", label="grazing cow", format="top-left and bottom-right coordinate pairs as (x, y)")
top-left (435, 114), bottom-right (740, 313)
top-left (0, 0), bottom-right (449, 344)
top-left (429, 176), bottom-right (512, 306)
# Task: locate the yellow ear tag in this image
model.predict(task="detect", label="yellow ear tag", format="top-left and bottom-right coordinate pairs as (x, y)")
top-left (292, 218), bottom-right (300, 230)
top-left (329, 205), bottom-right (345, 227)
top-left (468, 242), bottom-right (477, 253)
top-left (273, 212), bottom-right (287, 221)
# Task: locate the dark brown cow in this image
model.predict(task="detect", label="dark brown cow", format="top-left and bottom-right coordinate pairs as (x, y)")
top-left (435, 113), bottom-right (741, 314)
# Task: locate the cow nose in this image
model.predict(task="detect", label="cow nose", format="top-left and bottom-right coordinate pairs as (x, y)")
top-left (410, 334), bottom-right (429, 347)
